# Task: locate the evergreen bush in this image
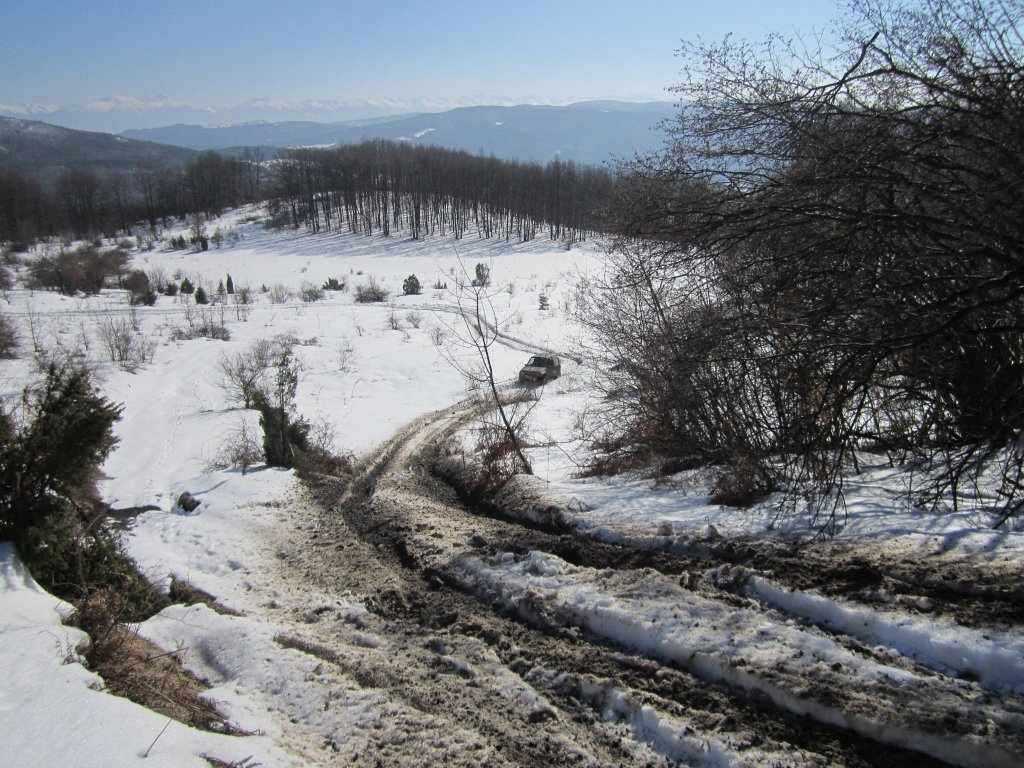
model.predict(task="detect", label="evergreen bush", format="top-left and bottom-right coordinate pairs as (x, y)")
top-left (403, 274), bottom-right (421, 295)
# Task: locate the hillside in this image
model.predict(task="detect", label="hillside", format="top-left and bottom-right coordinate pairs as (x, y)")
top-left (1, 216), bottom-right (1022, 767)
top-left (0, 116), bottom-right (196, 185)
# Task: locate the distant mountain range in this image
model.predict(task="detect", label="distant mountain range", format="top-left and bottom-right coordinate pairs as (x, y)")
top-left (0, 100), bottom-right (680, 186)
top-left (0, 116), bottom-right (196, 186)
top-left (0, 94), bottom-right (675, 134)
top-left (120, 101), bottom-right (678, 166)
top-left (0, 95), bottom-right (455, 132)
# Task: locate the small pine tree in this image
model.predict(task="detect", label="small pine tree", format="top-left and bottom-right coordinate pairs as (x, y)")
top-left (194, 285), bottom-right (209, 304)
top-left (322, 277), bottom-right (345, 291)
top-left (538, 293), bottom-right (550, 310)
top-left (180, 277), bottom-right (195, 295)
top-left (217, 279), bottom-right (226, 298)
top-left (0, 365), bottom-right (122, 588)
top-left (472, 263), bottom-right (491, 287)
top-left (403, 274), bottom-right (421, 295)
top-left (254, 349), bottom-right (309, 469)
top-left (226, 274), bottom-right (234, 294)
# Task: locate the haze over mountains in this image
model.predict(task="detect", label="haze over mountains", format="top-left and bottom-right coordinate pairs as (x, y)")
top-left (0, 95), bottom-right (482, 132)
top-left (0, 94), bottom-right (675, 134)
top-left (122, 101), bottom-right (677, 165)
top-left (1, 100), bottom-right (679, 181)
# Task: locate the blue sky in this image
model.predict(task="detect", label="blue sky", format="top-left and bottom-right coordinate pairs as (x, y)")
top-left (1, 0), bottom-right (840, 107)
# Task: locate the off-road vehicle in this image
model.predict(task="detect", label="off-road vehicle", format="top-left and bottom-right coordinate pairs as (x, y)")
top-left (518, 355), bottom-right (561, 385)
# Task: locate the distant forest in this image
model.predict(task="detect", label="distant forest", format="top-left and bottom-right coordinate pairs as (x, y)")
top-left (0, 140), bottom-right (616, 245)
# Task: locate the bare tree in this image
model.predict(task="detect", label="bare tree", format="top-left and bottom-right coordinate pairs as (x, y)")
top-left (436, 261), bottom-right (535, 480)
top-left (106, 172), bottom-right (134, 236)
top-left (585, 0), bottom-right (1024, 528)
top-left (57, 169), bottom-right (102, 238)
top-left (241, 147), bottom-right (265, 204)
top-left (218, 338), bottom-right (275, 409)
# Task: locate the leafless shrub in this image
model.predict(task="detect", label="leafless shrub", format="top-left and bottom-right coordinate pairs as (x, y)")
top-left (711, 455), bottom-right (776, 508)
top-left (28, 244), bottom-right (130, 296)
top-left (472, 410), bottom-right (534, 494)
top-left (232, 288), bottom-right (252, 321)
top-left (386, 301), bottom-right (402, 330)
top-left (354, 277), bottom-right (389, 303)
top-left (170, 303), bottom-right (231, 341)
top-left (405, 310), bottom-right (424, 329)
top-left (299, 281), bottom-right (325, 302)
top-left (96, 313), bottom-right (155, 372)
top-left (296, 417), bottom-right (353, 480)
top-left (337, 337), bottom-right (358, 373)
top-left (145, 266), bottom-right (169, 294)
top-left (218, 338), bottom-right (275, 409)
top-left (209, 417), bottom-right (263, 475)
top-left (24, 301), bottom-right (43, 354)
top-left (267, 283), bottom-right (291, 304)
top-left (233, 285), bottom-right (254, 305)
top-left (435, 261), bottom-right (538, 478)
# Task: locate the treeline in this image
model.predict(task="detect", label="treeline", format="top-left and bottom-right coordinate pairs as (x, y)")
top-left (581, 0), bottom-right (1024, 528)
top-left (0, 148), bottom-right (265, 244)
top-left (1, 139), bottom-right (616, 246)
top-left (268, 141), bottom-right (615, 242)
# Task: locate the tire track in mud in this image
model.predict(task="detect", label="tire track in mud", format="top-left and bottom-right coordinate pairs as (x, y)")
top-left (270, 398), bottom-right (1002, 767)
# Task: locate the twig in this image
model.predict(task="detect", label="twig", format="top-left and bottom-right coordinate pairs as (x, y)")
top-left (143, 718), bottom-right (172, 758)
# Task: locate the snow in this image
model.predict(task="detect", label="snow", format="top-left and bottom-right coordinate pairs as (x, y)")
top-left (457, 550), bottom-right (1021, 768)
top-left (0, 543), bottom-right (288, 768)
top-left (2, 213), bottom-right (1023, 766)
top-left (518, 389), bottom-right (1024, 559)
top-left (738, 570), bottom-right (1024, 695)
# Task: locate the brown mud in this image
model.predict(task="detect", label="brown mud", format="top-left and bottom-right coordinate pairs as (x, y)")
top-left (251, 400), bottom-right (1024, 766)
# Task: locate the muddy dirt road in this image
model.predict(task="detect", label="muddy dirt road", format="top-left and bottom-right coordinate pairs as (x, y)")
top-left (264, 399), bottom-right (1024, 767)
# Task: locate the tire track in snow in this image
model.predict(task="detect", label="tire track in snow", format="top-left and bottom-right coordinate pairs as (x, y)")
top-left (707, 566), bottom-right (1024, 696)
top-left (281, 402), bottom-right (953, 767)
top-left (453, 551), bottom-right (1024, 768)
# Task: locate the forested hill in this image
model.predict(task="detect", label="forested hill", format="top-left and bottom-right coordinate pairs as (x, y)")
top-left (0, 117), bottom-right (196, 186)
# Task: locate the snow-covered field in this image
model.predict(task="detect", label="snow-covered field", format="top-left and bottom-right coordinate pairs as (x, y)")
top-left (2, 212), bottom-right (1022, 766)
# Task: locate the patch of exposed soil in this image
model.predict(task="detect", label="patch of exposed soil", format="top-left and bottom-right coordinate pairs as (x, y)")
top-left (267, 401), bottom-right (1003, 766)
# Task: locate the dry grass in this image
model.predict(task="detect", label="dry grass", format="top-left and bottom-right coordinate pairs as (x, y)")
top-left (168, 577), bottom-right (243, 616)
top-left (72, 589), bottom-right (240, 734)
